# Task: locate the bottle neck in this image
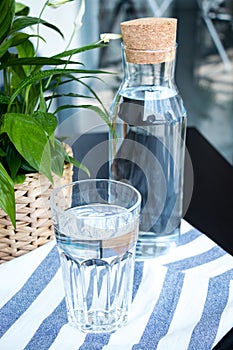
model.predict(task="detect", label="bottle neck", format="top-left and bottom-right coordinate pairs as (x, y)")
top-left (122, 45), bottom-right (176, 88)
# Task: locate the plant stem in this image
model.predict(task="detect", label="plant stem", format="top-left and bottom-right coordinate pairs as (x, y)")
top-left (35, 0), bottom-right (50, 55)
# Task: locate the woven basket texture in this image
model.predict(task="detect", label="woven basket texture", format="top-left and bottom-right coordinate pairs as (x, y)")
top-left (0, 147), bottom-right (73, 263)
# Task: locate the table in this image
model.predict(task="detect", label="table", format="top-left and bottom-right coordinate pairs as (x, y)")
top-left (0, 220), bottom-right (233, 350)
top-left (184, 128), bottom-right (233, 256)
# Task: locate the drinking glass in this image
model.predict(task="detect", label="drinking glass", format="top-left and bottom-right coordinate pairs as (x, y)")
top-left (50, 179), bottom-right (141, 333)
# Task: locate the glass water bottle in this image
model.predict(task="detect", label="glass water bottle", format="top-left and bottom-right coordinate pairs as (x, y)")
top-left (109, 18), bottom-right (187, 258)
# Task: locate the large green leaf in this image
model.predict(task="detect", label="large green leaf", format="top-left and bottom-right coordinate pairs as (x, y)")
top-left (10, 64), bottom-right (27, 89)
top-left (32, 111), bottom-right (58, 137)
top-left (16, 38), bottom-right (36, 76)
top-left (20, 159), bottom-right (37, 173)
top-left (50, 139), bottom-right (67, 177)
top-left (50, 139), bottom-right (90, 177)
top-left (0, 162), bottom-right (15, 227)
top-left (4, 113), bottom-right (53, 182)
top-left (6, 142), bottom-right (22, 179)
top-left (0, 0), bottom-right (15, 44)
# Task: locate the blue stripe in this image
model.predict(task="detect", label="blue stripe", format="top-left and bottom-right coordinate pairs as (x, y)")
top-left (24, 298), bottom-right (67, 350)
top-left (132, 269), bottom-right (185, 350)
top-left (188, 269), bottom-right (233, 350)
top-left (0, 246), bottom-right (60, 338)
top-left (165, 246), bottom-right (226, 271)
top-left (132, 261), bottom-right (144, 301)
top-left (178, 229), bottom-right (201, 246)
top-left (78, 333), bottom-right (110, 350)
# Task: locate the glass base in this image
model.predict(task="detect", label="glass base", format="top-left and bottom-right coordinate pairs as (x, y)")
top-left (69, 308), bottom-right (128, 333)
top-left (136, 227), bottom-right (180, 259)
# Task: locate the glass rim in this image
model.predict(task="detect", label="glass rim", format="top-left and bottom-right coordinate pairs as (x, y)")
top-left (50, 178), bottom-right (141, 219)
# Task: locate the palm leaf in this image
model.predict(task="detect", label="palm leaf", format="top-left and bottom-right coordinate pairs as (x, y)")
top-left (52, 42), bottom-right (106, 59)
top-left (0, 56), bottom-right (81, 70)
top-left (44, 93), bottom-right (94, 101)
top-left (54, 104), bottom-right (116, 137)
top-left (10, 16), bottom-right (64, 38)
top-left (68, 156), bottom-right (90, 177)
top-left (75, 78), bottom-right (109, 115)
top-left (8, 68), bottom-right (111, 108)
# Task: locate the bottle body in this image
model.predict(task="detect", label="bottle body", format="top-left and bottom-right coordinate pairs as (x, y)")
top-left (109, 45), bottom-right (187, 258)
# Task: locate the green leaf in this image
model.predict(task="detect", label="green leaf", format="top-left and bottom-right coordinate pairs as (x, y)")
top-left (0, 33), bottom-right (31, 59)
top-left (0, 162), bottom-right (15, 227)
top-left (4, 113), bottom-right (53, 182)
top-left (6, 142), bottom-right (22, 179)
top-left (15, 38), bottom-right (36, 76)
top-left (10, 63), bottom-right (27, 88)
top-left (68, 156), bottom-right (90, 177)
top-left (50, 139), bottom-right (66, 177)
top-left (15, 3), bottom-right (30, 16)
top-left (16, 36), bottom-right (35, 58)
top-left (0, 148), bottom-right (6, 157)
top-left (39, 83), bottom-right (47, 112)
top-left (0, 94), bottom-right (11, 105)
top-left (20, 160), bottom-right (37, 173)
top-left (0, 0), bottom-right (15, 44)
top-left (10, 16), bottom-right (64, 38)
top-left (32, 111), bottom-right (57, 137)
top-left (14, 173), bottom-right (26, 184)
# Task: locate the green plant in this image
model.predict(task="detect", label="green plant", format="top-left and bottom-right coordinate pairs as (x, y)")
top-left (0, 0), bottom-right (110, 227)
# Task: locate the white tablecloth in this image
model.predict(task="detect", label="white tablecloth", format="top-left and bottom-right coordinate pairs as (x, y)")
top-left (0, 220), bottom-right (233, 350)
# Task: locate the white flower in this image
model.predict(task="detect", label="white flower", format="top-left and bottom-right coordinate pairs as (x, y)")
top-left (100, 33), bottom-right (122, 43)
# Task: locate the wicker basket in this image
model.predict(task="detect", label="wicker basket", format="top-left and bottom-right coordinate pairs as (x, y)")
top-left (0, 148), bottom-right (73, 264)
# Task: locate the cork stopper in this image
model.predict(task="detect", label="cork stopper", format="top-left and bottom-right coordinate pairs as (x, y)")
top-left (120, 17), bottom-right (177, 64)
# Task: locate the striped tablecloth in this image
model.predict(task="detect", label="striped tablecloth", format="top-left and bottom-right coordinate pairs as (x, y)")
top-left (0, 220), bottom-right (233, 350)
